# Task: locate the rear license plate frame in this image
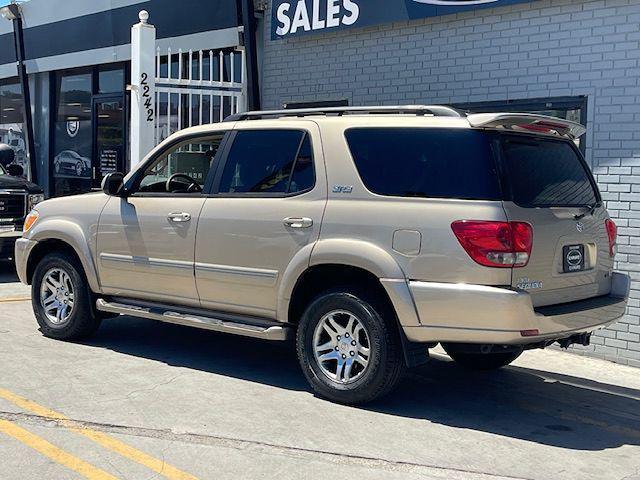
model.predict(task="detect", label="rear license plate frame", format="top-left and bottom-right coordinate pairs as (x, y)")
top-left (563, 244), bottom-right (585, 273)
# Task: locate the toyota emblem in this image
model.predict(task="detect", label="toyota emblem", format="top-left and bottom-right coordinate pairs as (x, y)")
top-left (576, 222), bottom-right (584, 233)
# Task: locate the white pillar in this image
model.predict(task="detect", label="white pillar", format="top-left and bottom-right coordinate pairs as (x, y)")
top-left (130, 10), bottom-right (156, 170)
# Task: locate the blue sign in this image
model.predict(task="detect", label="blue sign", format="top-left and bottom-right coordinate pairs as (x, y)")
top-left (272, 0), bottom-right (536, 39)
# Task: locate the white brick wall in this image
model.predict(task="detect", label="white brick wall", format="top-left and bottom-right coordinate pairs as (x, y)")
top-left (261, 0), bottom-right (640, 366)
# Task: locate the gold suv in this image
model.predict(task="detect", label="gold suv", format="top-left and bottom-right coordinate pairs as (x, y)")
top-left (15, 106), bottom-right (630, 404)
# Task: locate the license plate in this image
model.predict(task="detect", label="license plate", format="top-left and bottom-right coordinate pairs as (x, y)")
top-left (563, 245), bottom-right (585, 273)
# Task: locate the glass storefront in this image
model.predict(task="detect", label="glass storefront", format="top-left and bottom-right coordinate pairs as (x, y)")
top-left (0, 80), bottom-right (27, 178)
top-left (53, 71), bottom-right (93, 196)
top-left (52, 66), bottom-right (126, 197)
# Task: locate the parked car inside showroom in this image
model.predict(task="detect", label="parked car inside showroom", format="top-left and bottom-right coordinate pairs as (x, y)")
top-left (53, 150), bottom-right (91, 178)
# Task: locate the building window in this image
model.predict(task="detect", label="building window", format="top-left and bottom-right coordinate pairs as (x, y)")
top-left (0, 79), bottom-right (27, 178)
top-left (52, 71), bottom-right (93, 197)
top-left (98, 68), bottom-right (125, 94)
top-left (51, 65), bottom-right (127, 197)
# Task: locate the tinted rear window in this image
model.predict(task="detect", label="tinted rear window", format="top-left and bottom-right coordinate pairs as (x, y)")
top-left (345, 128), bottom-right (501, 200)
top-left (500, 137), bottom-right (597, 207)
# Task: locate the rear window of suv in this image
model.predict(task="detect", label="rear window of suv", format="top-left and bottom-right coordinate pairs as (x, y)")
top-left (345, 128), bottom-right (501, 200)
top-left (499, 136), bottom-right (598, 208)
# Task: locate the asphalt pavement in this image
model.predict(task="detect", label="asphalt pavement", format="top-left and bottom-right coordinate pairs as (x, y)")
top-left (0, 260), bottom-right (639, 480)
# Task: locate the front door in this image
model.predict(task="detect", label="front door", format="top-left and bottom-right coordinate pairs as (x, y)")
top-left (97, 133), bottom-right (226, 306)
top-left (195, 125), bottom-right (326, 319)
top-left (93, 95), bottom-right (126, 188)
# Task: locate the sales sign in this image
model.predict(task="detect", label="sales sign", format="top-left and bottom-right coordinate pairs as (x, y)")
top-left (272, 0), bottom-right (537, 39)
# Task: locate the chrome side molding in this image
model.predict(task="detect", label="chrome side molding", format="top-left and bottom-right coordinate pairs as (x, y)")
top-left (96, 298), bottom-right (291, 341)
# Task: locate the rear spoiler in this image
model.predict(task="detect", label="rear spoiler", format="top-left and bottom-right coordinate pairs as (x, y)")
top-left (467, 113), bottom-right (586, 140)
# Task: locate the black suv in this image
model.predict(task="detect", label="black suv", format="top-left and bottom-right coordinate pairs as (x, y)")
top-left (0, 147), bottom-right (43, 259)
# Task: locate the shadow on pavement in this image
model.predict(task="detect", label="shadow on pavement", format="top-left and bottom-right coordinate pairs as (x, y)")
top-left (89, 315), bottom-right (640, 452)
top-left (0, 260), bottom-right (19, 284)
top-left (369, 357), bottom-right (640, 451)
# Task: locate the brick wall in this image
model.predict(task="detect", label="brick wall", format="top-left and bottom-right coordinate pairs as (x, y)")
top-left (260, 0), bottom-right (640, 366)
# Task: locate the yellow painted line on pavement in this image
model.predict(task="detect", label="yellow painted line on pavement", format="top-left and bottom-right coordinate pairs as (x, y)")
top-left (0, 419), bottom-right (118, 480)
top-left (0, 388), bottom-right (199, 480)
top-left (0, 296), bottom-right (30, 303)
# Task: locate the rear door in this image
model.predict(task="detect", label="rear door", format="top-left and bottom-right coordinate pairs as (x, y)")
top-left (194, 123), bottom-right (326, 319)
top-left (497, 134), bottom-right (614, 307)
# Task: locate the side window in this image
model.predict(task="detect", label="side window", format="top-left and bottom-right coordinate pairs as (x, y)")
top-left (218, 129), bottom-right (315, 194)
top-left (345, 128), bottom-right (501, 200)
top-left (137, 135), bottom-right (224, 194)
top-left (289, 135), bottom-right (314, 193)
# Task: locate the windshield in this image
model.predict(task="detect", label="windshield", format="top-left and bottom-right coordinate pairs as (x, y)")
top-left (499, 135), bottom-right (598, 208)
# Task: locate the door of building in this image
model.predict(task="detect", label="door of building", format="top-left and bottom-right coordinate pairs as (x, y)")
top-left (93, 95), bottom-right (126, 187)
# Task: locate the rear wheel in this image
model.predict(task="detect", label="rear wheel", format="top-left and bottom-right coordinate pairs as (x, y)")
top-left (443, 345), bottom-right (522, 371)
top-left (297, 291), bottom-right (404, 404)
top-left (32, 252), bottom-right (101, 340)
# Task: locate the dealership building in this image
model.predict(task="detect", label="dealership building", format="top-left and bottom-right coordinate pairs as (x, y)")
top-left (0, 0), bottom-right (639, 365)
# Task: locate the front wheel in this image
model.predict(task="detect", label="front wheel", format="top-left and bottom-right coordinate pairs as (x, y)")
top-left (32, 252), bottom-right (101, 340)
top-left (297, 291), bottom-right (404, 405)
top-left (443, 345), bottom-right (522, 371)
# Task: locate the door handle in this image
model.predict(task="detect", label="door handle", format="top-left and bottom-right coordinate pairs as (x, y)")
top-left (283, 217), bottom-right (313, 229)
top-left (168, 212), bottom-right (191, 223)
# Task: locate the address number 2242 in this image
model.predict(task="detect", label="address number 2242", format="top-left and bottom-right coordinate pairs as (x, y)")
top-left (140, 73), bottom-right (154, 122)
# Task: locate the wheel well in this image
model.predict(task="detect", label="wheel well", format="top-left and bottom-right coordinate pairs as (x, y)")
top-left (288, 264), bottom-right (396, 325)
top-left (26, 239), bottom-right (82, 285)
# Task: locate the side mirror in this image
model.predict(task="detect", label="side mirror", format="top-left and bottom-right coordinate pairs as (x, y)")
top-left (102, 172), bottom-right (125, 196)
top-left (6, 164), bottom-right (23, 177)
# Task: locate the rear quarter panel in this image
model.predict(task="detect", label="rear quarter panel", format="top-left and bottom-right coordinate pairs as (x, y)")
top-left (315, 119), bottom-right (511, 286)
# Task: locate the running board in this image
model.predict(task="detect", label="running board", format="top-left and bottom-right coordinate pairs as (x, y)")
top-left (95, 299), bottom-right (291, 341)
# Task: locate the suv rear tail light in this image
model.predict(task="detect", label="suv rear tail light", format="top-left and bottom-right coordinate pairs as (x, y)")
top-left (605, 219), bottom-right (617, 257)
top-left (451, 220), bottom-right (533, 268)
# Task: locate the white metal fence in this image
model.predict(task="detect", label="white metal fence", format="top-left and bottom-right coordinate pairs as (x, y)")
top-left (154, 47), bottom-right (246, 144)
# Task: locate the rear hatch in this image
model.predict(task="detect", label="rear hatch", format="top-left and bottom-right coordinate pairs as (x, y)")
top-left (494, 132), bottom-right (614, 307)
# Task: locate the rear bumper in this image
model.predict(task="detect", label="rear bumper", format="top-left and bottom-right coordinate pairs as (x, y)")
top-left (397, 272), bottom-right (630, 344)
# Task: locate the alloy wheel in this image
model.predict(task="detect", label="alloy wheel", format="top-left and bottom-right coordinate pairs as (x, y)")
top-left (312, 310), bottom-right (371, 384)
top-left (40, 268), bottom-right (75, 326)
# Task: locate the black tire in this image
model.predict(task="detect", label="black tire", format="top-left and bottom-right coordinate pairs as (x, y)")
top-left (32, 252), bottom-right (101, 341)
top-left (443, 346), bottom-right (522, 371)
top-left (297, 290), bottom-right (404, 405)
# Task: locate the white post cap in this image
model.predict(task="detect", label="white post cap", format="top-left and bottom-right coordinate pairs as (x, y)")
top-left (138, 10), bottom-right (149, 24)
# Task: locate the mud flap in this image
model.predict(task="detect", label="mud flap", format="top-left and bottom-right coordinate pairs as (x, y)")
top-left (398, 326), bottom-right (431, 368)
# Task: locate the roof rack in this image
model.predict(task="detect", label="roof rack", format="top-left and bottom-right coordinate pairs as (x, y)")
top-left (224, 105), bottom-right (464, 122)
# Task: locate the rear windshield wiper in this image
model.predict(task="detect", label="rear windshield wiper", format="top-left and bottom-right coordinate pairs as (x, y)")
top-left (574, 202), bottom-right (601, 220)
